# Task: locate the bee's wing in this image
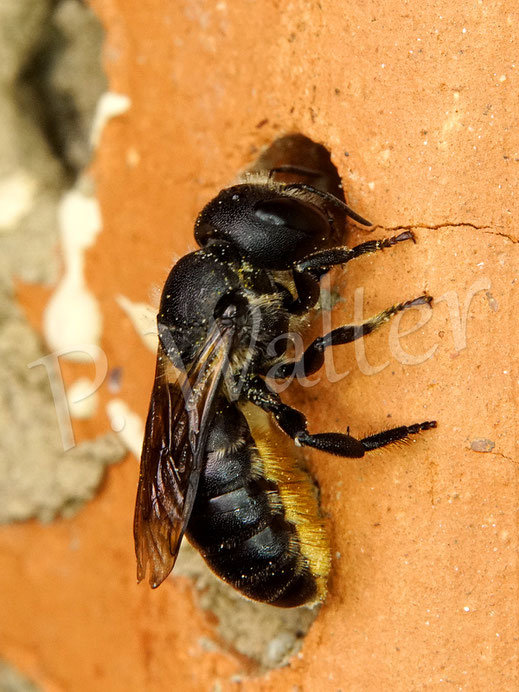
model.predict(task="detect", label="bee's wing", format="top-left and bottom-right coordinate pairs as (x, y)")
top-left (134, 324), bottom-right (233, 588)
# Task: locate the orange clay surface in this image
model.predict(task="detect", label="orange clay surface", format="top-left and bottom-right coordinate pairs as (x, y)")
top-left (2, 1), bottom-right (518, 690)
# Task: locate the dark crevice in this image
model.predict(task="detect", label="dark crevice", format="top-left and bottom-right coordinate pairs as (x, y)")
top-left (15, 0), bottom-right (106, 181)
top-left (17, 30), bottom-right (80, 180)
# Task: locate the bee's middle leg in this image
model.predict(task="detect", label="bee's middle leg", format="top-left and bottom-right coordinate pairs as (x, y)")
top-left (276, 294), bottom-right (432, 379)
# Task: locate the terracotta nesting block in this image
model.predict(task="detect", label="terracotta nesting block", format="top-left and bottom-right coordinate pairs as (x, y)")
top-left (1, 1), bottom-right (517, 690)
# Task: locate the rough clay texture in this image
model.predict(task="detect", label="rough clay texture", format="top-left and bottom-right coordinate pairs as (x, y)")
top-left (0, 0), bottom-right (122, 534)
top-left (0, 279), bottom-right (125, 524)
top-left (0, 0), bottom-right (517, 690)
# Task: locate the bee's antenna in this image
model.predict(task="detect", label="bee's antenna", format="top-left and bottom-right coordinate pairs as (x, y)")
top-left (283, 182), bottom-right (372, 227)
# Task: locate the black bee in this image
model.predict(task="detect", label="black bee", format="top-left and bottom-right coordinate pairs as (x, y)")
top-left (134, 135), bottom-right (436, 608)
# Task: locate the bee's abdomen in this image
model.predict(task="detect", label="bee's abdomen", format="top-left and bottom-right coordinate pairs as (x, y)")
top-left (186, 403), bottom-right (321, 607)
top-left (187, 490), bottom-right (318, 607)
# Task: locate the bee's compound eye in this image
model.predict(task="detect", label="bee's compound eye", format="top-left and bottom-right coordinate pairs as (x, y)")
top-left (254, 198), bottom-right (299, 227)
top-left (253, 197), bottom-right (326, 236)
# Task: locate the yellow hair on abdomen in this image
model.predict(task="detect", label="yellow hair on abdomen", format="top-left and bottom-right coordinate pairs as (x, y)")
top-left (240, 402), bottom-right (331, 604)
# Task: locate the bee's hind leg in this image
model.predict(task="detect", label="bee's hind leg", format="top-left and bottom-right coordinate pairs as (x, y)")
top-left (243, 376), bottom-right (436, 457)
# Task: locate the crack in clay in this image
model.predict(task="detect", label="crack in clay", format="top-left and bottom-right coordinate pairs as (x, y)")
top-left (370, 222), bottom-right (493, 232)
top-left (491, 451), bottom-right (515, 464)
top-left (483, 230), bottom-right (519, 244)
top-left (368, 222), bottom-right (518, 243)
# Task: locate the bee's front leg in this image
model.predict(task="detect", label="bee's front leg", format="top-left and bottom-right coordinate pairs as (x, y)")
top-left (294, 230), bottom-right (416, 281)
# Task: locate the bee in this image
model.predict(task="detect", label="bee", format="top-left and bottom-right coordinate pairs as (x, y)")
top-left (134, 135), bottom-right (436, 608)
